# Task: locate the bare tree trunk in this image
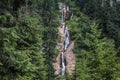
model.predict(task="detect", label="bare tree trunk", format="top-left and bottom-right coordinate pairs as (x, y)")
top-left (101, 0), bottom-right (105, 7)
top-left (110, 0), bottom-right (113, 7)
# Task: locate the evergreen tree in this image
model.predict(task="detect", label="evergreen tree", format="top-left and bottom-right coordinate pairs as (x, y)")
top-left (0, 0), bottom-right (47, 80)
top-left (71, 18), bottom-right (119, 79)
top-left (40, 0), bottom-right (59, 79)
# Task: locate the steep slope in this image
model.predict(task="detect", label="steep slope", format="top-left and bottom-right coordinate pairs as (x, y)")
top-left (53, 3), bottom-right (76, 78)
top-left (65, 41), bottom-right (75, 75)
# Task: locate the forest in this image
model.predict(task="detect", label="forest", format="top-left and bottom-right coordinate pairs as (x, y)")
top-left (0, 0), bottom-right (120, 80)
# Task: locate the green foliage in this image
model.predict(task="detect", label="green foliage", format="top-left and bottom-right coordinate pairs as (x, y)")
top-left (0, 2), bottom-right (48, 79)
top-left (76, 0), bottom-right (120, 47)
top-left (68, 1), bottom-right (120, 79)
top-left (40, 0), bottom-right (59, 79)
top-left (1, 0), bottom-right (120, 80)
top-left (0, 13), bottom-right (14, 28)
top-left (69, 13), bottom-right (120, 79)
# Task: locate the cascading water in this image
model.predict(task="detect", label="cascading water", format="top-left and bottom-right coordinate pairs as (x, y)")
top-left (60, 3), bottom-right (72, 76)
top-left (64, 36), bottom-right (70, 51)
top-left (61, 52), bottom-right (65, 75)
top-left (65, 29), bottom-right (69, 37)
top-left (61, 29), bottom-right (70, 75)
top-left (61, 21), bottom-right (66, 75)
top-left (66, 6), bottom-right (70, 11)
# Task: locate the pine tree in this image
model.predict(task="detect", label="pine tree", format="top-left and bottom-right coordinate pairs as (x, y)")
top-left (40, 0), bottom-right (59, 79)
top-left (72, 19), bottom-right (119, 80)
top-left (0, 1), bottom-right (47, 79)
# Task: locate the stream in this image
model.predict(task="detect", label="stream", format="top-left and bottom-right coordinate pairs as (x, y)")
top-left (60, 4), bottom-right (72, 76)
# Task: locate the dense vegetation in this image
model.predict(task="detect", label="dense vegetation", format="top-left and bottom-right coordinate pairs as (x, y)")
top-left (0, 0), bottom-right (120, 80)
top-left (0, 0), bottom-right (59, 80)
top-left (67, 0), bottom-right (120, 80)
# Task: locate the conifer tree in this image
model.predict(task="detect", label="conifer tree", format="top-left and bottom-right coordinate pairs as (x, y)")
top-left (41, 0), bottom-right (59, 79)
top-left (72, 19), bottom-right (119, 80)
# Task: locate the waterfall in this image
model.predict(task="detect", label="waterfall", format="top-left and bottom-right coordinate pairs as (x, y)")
top-left (65, 29), bottom-right (69, 38)
top-left (64, 37), bottom-right (70, 51)
top-left (61, 52), bottom-right (65, 75)
top-left (60, 4), bottom-right (72, 76)
top-left (61, 22), bottom-right (65, 29)
top-left (66, 6), bottom-right (70, 11)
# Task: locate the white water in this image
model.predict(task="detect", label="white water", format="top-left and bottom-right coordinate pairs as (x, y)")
top-left (65, 29), bottom-right (69, 38)
top-left (62, 22), bottom-right (65, 28)
top-left (64, 37), bottom-right (70, 51)
top-left (66, 6), bottom-right (70, 11)
top-left (61, 52), bottom-right (66, 75)
top-left (61, 27), bottom-right (70, 76)
top-left (61, 21), bottom-right (66, 75)
top-left (60, 4), bottom-right (72, 76)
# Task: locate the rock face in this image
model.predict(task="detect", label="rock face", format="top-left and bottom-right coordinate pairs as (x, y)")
top-left (53, 54), bottom-right (61, 75)
top-left (53, 25), bottom-right (75, 75)
top-left (65, 41), bottom-right (75, 75)
top-left (53, 3), bottom-right (75, 76)
top-left (53, 26), bottom-right (65, 75)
